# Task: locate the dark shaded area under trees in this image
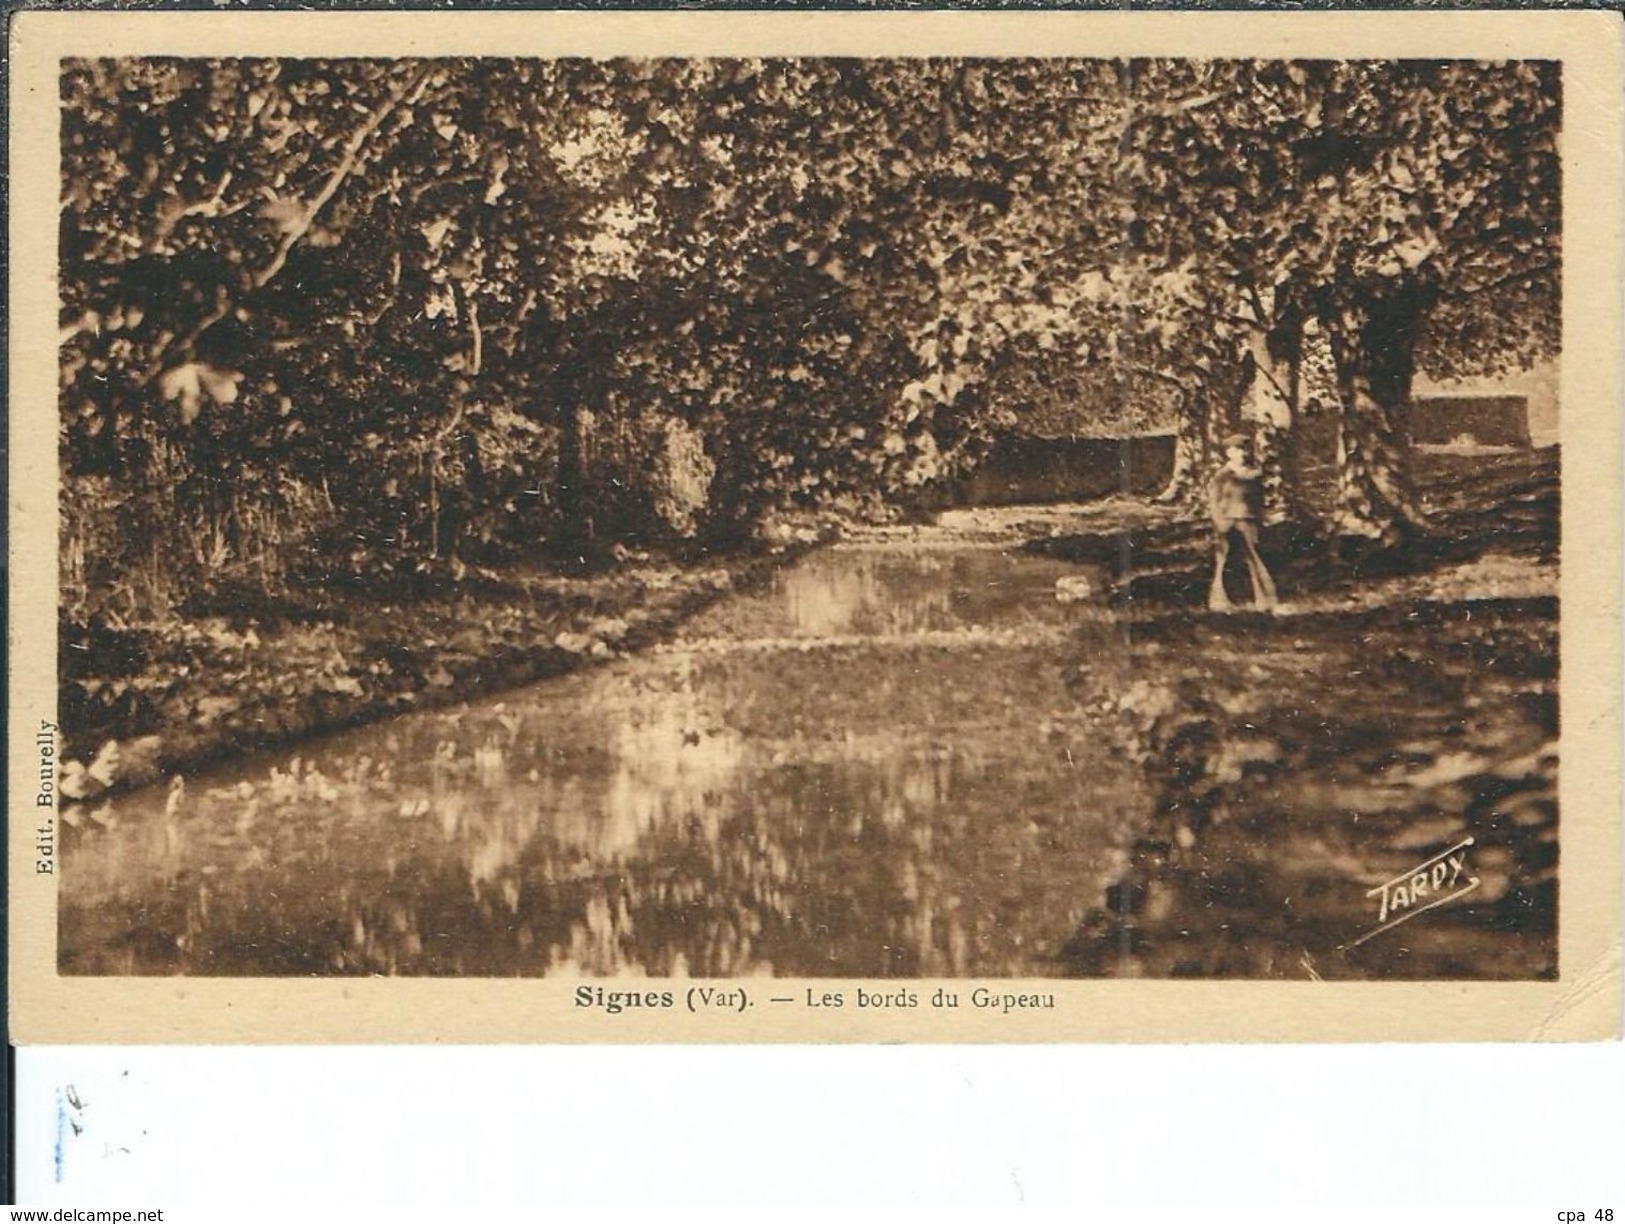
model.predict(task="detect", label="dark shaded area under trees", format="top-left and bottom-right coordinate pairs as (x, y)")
top-left (1047, 449), bottom-right (1558, 979)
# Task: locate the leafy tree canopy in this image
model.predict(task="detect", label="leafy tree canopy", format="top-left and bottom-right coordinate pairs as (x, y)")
top-left (59, 56), bottom-right (1560, 614)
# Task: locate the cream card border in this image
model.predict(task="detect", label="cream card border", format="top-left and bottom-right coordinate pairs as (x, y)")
top-left (8, 9), bottom-right (1620, 1043)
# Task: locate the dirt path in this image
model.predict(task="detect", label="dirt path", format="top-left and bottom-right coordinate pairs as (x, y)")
top-left (1049, 450), bottom-right (1559, 979)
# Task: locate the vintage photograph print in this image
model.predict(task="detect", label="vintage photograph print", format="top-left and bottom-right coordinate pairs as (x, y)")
top-left (9, 12), bottom-right (1620, 1042)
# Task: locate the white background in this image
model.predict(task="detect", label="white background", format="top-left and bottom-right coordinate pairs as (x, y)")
top-left (12, 1041), bottom-right (1624, 1214)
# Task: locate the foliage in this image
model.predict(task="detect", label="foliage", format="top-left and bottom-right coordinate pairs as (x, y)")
top-left (1119, 58), bottom-right (1560, 534)
top-left (60, 56), bottom-right (1560, 621)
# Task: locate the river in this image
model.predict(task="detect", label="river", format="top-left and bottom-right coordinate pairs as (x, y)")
top-left (61, 519), bottom-right (1147, 977)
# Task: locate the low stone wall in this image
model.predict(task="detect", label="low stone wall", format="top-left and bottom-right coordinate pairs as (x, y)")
top-left (934, 433), bottom-right (1176, 508)
top-left (1412, 395), bottom-right (1532, 447)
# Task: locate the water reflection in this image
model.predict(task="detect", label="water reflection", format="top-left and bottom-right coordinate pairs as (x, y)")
top-left (685, 542), bottom-right (1089, 643)
top-left (61, 541), bottom-right (1139, 977)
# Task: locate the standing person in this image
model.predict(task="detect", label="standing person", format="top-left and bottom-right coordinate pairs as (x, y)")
top-left (1207, 433), bottom-right (1278, 612)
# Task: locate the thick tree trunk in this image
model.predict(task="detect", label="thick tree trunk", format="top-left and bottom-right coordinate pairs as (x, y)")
top-left (1237, 312), bottom-right (1303, 525)
top-left (1331, 373), bottom-right (1419, 541)
top-left (1202, 374), bottom-right (1239, 458)
top-left (555, 394), bottom-right (590, 557)
top-left (1325, 284), bottom-right (1429, 543)
top-left (1155, 386), bottom-right (1206, 505)
top-left (1252, 417), bottom-right (1293, 525)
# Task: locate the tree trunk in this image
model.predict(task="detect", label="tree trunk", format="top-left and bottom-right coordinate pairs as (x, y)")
top-left (1285, 339), bottom-right (1305, 511)
top-left (556, 393), bottom-right (589, 558)
top-left (1277, 306), bottom-right (1306, 516)
top-left (546, 328), bottom-right (600, 564)
top-left (1238, 317), bottom-right (1302, 525)
top-left (1202, 373), bottom-right (1239, 458)
top-left (1252, 416), bottom-right (1293, 525)
top-left (1155, 385), bottom-right (1205, 505)
top-left (1324, 283), bottom-right (1429, 543)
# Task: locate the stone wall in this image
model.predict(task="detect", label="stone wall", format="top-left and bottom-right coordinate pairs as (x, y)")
top-left (934, 433), bottom-right (1176, 508)
top-left (1411, 395), bottom-right (1532, 447)
top-left (1414, 359), bottom-right (1557, 448)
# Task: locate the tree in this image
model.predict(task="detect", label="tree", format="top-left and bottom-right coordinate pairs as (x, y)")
top-left (60, 58), bottom-right (638, 602)
top-left (1120, 58), bottom-right (1560, 540)
top-left (61, 56), bottom-right (1560, 625)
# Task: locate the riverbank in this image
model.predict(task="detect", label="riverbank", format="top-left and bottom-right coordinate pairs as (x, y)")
top-left (58, 531), bottom-right (829, 801)
top-left (1045, 449), bottom-right (1559, 979)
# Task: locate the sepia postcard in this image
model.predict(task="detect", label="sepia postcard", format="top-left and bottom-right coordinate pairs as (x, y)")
top-left (8, 9), bottom-right (1621, 1044)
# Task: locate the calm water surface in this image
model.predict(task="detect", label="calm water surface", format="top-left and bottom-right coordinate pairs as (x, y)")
top-left (62, 532), bottom-right (1142, 977)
